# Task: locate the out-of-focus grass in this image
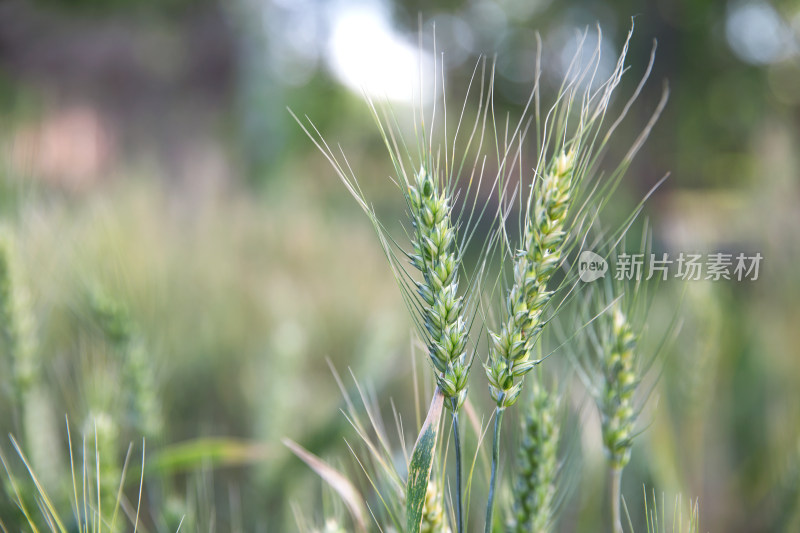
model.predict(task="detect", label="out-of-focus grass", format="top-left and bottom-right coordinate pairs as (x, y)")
top-left (0, 161), bottom-right (418, 528)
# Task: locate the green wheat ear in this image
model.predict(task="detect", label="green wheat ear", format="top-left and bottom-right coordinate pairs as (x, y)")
top-left (420, 479), bottom-right (450, 533)
top-left (572, 233), bottom-right (678, 533)
top-left (90, 288), bottom-right (163, 440)
top-left (482, 23), bottom-right (670, 533)
top-left (486, 25), bottom-right (671, 411)
top-left (407, 165), bottom-right (469, 409)
top-left (290, 53), bottom-right (508, 406)
top-left (589, 279), bottom-right (646, 533)
top-left (0, 230), bottom-right (65, 499)
top-left (486, 149), bottom-right (575, 409)
top-left (83, 409), bottom-right (122, 521)
top-left (585, 258), bottom-right (665, 470)
top-left (602, 302), bottom-right (637, 470)
top-left (510, 377), bottom-right (562, 533)
top-left (0, 230), bottom-right (38, 411)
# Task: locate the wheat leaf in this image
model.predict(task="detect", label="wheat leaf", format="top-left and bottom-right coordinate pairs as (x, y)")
top-left (149, 437), bottom-right (270, 473)
top-left (406, 387), bottom-right (445, 533)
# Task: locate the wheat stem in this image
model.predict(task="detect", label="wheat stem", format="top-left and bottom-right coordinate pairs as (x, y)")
top-left (451, 397), bottom-right (464, 533)
top-left (484, 406), bottom-right (504, 533)
top-left (610, 466), bottom-right (623, 533)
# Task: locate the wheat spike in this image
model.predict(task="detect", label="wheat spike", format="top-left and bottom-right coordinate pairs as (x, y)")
top-left (510, 379), bottom-right (561, 533)
top-left (407, 166), bottom-right (470, 410)
top-left (486, 150), bottom-right (575, 408)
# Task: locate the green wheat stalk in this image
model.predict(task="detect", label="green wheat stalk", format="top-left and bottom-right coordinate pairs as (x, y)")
top-left (572, 229), bottom-right (679, 533)
top-left (292, 49), bottom-right (513, 532)
top-left (483, 24), bottom-right (669, 532)
top-left (292, 20), bottom-right (670, 533)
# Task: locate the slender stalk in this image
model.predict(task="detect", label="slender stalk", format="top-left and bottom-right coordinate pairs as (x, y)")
top-left (452, 398), bottom-right (464, 533)
top-left (485, 407), bottom-right (505, 533)
top-left (610, 466), bottom-right (623, 533)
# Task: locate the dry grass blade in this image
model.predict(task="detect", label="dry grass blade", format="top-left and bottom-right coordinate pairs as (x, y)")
top-left (282, 438), bottom-right (368, 533)
top-left (133, 440), bottom-right (144, 533)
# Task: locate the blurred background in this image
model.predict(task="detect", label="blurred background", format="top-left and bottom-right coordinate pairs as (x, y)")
top-left (0, 0), bottom-right (798, 531)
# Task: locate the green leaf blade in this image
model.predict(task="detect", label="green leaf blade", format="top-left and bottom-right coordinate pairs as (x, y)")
top-left (406, 387), bottom-right (445, 533)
